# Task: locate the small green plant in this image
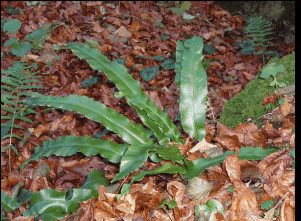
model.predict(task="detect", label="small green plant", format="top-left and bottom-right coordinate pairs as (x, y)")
top-left (1, 61), bottom-right (45, 172)
top-left (235, 16), bottom-right (279, 61)
top-left (259, 63), bottom-right (286, 88)
top-left (2, 18), bottom-right (57, 56)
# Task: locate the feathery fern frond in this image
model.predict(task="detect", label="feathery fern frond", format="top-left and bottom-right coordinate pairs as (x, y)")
top-left (1, 61), bottom-right (44, 164)
top-left (243, 16), bottom-right (278, 59)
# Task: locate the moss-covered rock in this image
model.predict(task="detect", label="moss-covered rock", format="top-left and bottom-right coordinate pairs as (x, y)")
top-left (219, 52), bottom-right (295, 129)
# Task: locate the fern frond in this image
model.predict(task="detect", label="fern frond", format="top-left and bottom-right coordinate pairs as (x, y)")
top-left (1, 60), bottom-right (45, 159)
top-left (1, 134), bottom-right (23, 140)
top-left (1, 85), bottom-right (18, 93)
top-left (1, 77), bottom-right (19, 87)
top-left (19, 85), bottom-right (44, 90)
top-left (1, 123), bottom-right (24, 129)
top-left (242, 16), bottom-right (276, 60)
top-left (1, 144), bottom-right (18, 155)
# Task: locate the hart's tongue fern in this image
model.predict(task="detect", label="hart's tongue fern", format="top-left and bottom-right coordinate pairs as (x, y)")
top-left (1, 61), bottom-right (44, 172)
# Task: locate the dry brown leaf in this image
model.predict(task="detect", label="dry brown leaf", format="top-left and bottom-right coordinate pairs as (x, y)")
top-left (234, 63), bottom-right (245, 70)
top-left (144, 91), bottom-right (164, 111)
top-left (224, 154), bottom-right (241, 181)
top-left (189, 138), bottom-right (217, 153)
top-left (230, 180), bottom-right (262, 220)
top-left (114, 26), bottom-right (132, 38)
top-left (262, 94), bottom-right (278, 106)
top-left (280, 99), bottom-right (291, 117)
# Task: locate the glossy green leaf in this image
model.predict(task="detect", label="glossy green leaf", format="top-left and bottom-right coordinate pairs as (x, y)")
top-left (238, 146), bottom-right (278, 161)
top-left (112, 145), bottom-right (157, 182)
top-left (84, 38), bottom-right (99, 48)
top-left (155, 145), bottom-right (185, 165)
top-left (140, 66), bottom-right (159, 82)
top-left (179, 36), bottom-right (207, 141)
top-left (1, 189), bottom-right (32, 212)
top-left (94, 129), bottom-right (109, 138)
top-left (24, 94), bottom-right (153, 146)
top-left (175, 40), bottom-right (185, 87)
top-left (23, 189), bottom-right (93, 220)
top-left (1, 191), bottom-right (21, 212)
top-left (64, 43), bottom-right (183, 144)
top-left (184, 151), bottom-right (234, 178)
top-left (127, 94), bottom-right (183, 144)
top-left (131, 103), bottom-right (169, 145)
top-left (148, 152), bottom-right (163, 162)
top-left (21, 135), bottom-right (129, 169)
top-left (132, 163), bottom-right (186, 182)
top-left (79, 170), bottom-right (110, 198)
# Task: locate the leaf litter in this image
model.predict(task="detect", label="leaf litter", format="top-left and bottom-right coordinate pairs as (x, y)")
top-left (1, 1), bottom-right (295, 220)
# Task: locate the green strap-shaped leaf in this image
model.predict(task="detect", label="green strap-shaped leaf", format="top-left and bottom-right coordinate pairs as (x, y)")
top-left (24, 94), bottom-right (153, 146)
top-left (155, 145), bottom-right (185, 165)
top-left (130, 102), bottom-right (169, 145)
top-left (128, 95), bottom-right (183, 144)
top-left (1, 189), bottom-right (33, 212)
top-left (79, 170), bottom-right (110, 198)
top-left (184, 151), bottom-right (235, 179)
top-left (1, 191), bottom-right (22, 212)
top-left (175, 40), bottom-right (185, 87)
top-left (178, 36), bottom-right (207, 141)
top-left (238, 146), bottom-right (278, 161)
top-left (64, 43), bottom-right (183, 144)
top-left (23, 189), bottom-right (93, 219)
top-left (21, 135), bottom-right (129, 169)
top-left (112, 145), bottom-right (157, 182)
top-left (132, 163), bottom-right (186, 183)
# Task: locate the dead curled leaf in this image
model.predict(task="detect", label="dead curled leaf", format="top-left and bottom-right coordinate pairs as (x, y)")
top-left (262, 94), bottom-right (278, 106)
top-left (189, 138), bottom-right (217, 153)
top-left (215, 122), bottom-right (267, 150)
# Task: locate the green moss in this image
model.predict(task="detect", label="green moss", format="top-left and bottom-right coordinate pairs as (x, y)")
top-left (219, 52), bottom-right (295, 128)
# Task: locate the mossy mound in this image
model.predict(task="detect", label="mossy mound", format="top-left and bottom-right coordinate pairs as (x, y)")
top-left (219, 52), bottom-right (295, 129)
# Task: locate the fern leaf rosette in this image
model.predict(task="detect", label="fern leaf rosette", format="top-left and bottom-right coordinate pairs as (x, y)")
top-left (22, 36), bottom-right (210, 182)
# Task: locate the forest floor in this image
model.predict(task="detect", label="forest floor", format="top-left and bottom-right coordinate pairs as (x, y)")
top-left (1, 1), bottom-right (295, 220)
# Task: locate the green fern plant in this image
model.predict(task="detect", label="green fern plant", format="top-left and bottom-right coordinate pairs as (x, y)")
top-left (236, 16), bottom-right (279, 61)
top-left (1, 61), bottom-right (45, 172)
top-left (13, 36), bottom-right (284, 220)
top-left (22, 36), bottom-right (208, 180)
